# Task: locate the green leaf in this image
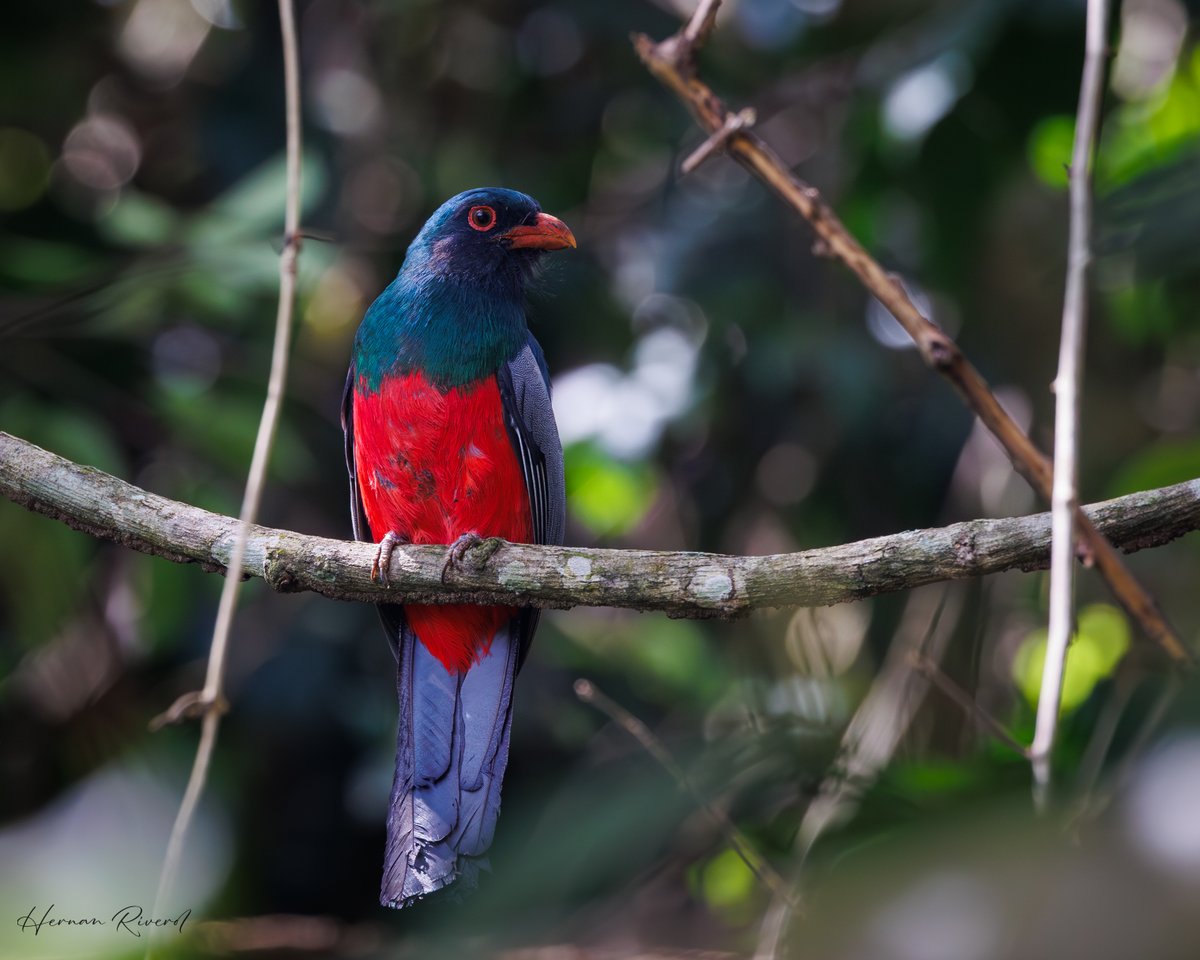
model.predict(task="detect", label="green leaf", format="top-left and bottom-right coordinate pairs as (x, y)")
top-left (186, 150), bottom-right (326, 249)
top-left (0, 396), bottom-right (124, 475)
top-left (1027, 115), bottom-right (1074, 190)
top-left (1077, 603), bottom-right (1131, 674)
top-left (628, 617), bottom-right (721, 702)
top-left (0, 127), bottom-right (50, 211)
top-left (694, 847), bottom-right (756, 912)
top-left (1102, 279), bottom-right (1176, 345)
top-left (0, 237), bottom-right (105, 286)
top-left (0, 400), bottom-right (124, 648)
top-left (156, 386), bottom-right (316, 483)
top-left (1012, 604), bottom-right (1131, 713)
top-left (891, 760), bottom-right (979, 797)
top-left (1108, 440), bottom-right (1200, 497)
top-left (99, 190), bottom-right (180, 248)
top-left (565, 442), bottom-right (657, 536)
top-left (1100, 53), bottom-right (1200, 187)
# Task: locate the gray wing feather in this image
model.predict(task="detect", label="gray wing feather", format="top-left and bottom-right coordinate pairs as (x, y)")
top-left (500, 338), bottom-right (565, 548)
top-left (341, 364), bottom-right (370, 543)
top-left (498, 336), bottom-right (565, 670)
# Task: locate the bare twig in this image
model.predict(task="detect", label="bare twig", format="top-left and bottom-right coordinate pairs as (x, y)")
top-left (574, 678), bottom-right (799, 910)
top-left (195, 914), bottom-right (378, 955)
top-left (4, 431), bottom-right (1200, 617)
top-left (1029, 0), bottom-right (1112, 809)
top-left (632, 2), bottom-right (1189, 665)
top-left (682, 0), bottom-right (722, 50)
top-left (1067, 673), bottom-right (1180, 832)
top-left (681, 108), bottom-right (756, 174)
top-left (1072, 668), bottom-right (1138, 808)
top-left (150, 0), bottom-right (303, 928)
top-left (910, 652), bottom-right (1029, 757)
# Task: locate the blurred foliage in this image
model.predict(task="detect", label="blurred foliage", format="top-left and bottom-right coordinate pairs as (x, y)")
top-left (1012, 603), bottom-right (1131, 713)
top-left (563, 441), bottom-right (659, 536)
top-left (2, 0), bottom-right (1200, 958)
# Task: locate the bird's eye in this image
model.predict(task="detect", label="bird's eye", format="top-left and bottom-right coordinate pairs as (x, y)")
top-left (468, 205), bottom-right (497, 231)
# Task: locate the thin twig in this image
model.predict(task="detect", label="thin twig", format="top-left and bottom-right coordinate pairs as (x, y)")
top-left (632, 1), bottom-right (1189, 665)
top-left (574, 678), bottom-right (800, 911)
top-left (1071, 668), bottom-right (1138, 810)
top-left (195, 914), bottom-right (373, 955)
top-left (3, 430), bottom-right (1200, 616)
top-left (149, 0), bottom-right (303, 929)
top-left (1067, 673), bottom-right (1180, 834)
top-left (681, 108), bottom-right (756, 174)
top-left (1030, 0), bottom-right (1111, 811)
top-left (910, 652), bottom-right (1029, 757)
top-left (682, 0), bottom-right (722, 50)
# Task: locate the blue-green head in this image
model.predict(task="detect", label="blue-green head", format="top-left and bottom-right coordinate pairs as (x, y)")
top-left (354, 187), bottom-right (575, 390)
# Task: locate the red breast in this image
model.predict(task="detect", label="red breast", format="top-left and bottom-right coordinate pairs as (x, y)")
top-left (353, 371), bottom-right (533, 671)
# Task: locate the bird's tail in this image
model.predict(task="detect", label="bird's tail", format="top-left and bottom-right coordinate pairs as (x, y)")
top-left (381, 615), bottom-right (520, 909)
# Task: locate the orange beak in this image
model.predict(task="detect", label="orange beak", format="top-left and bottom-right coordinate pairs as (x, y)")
top-left (502, 212), bottom-right (577, 251)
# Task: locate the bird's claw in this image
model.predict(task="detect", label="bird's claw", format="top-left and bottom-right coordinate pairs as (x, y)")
top-left (372, 530), bottom-right (409, 586)
top-left (441, 532), bottom-right (484, 584)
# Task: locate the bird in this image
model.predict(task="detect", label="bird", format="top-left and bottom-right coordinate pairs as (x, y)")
top-left (341, 187), bottom-right (573, 909)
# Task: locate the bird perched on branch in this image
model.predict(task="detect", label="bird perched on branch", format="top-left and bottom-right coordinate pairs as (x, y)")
top-left (342, 188), bottom-right (572, 908)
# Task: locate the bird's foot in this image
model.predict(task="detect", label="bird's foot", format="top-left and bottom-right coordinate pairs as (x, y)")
top-left (441, 532), bottom-right (484, 584)
top-left (372, 530), bottom-right (410, 586)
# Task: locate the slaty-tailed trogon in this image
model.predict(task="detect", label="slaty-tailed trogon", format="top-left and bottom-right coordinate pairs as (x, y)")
top-left (341, 188), bottom-right (572, 908)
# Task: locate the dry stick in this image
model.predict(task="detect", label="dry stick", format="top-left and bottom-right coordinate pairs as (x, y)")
top-left (149, 0), bottom-right (303, 927)
top-left (196, 914), bottom-right (366, 955)
top-left (910, 652), bottom-right (1029, 758)
top-left (574, 678), bottom-right (800, 911)
top-left (1068, 673), bottom-right (1180, 831)
top-left (632, 1), bottom-right (1190, 666)
top-left (1030, 0), bottom-right (1111, 810)
top-left (1070, 668), bottom-right (1138, 819)
top-left (682, 0), bottom-right (722, 47)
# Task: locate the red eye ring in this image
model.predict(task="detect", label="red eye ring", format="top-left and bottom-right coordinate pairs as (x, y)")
top-left (467, 205), bottom-right (497, 231)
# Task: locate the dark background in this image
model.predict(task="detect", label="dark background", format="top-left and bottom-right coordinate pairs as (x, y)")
top-left (2, 0), bottom-right (1200, 957)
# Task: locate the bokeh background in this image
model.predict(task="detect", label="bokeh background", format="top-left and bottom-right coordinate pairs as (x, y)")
top-left (3, 0), bottom-right (1200, 957)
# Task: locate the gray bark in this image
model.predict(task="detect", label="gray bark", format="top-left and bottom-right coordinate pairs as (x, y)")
top-left (1, 430), bottom-right (1197, 618)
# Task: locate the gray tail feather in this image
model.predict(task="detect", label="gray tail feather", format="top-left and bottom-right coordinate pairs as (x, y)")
top-left (380, 620), bottom-right (520, 909)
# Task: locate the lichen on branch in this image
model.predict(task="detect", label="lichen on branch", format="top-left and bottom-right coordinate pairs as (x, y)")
top-left (3, 431), bottom-right (1198, 625)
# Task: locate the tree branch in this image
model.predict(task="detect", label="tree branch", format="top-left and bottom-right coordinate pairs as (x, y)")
top-left (631, 4), bottom-right (1190, 664)
top-left (3, 431), bottom-right (1198, 619)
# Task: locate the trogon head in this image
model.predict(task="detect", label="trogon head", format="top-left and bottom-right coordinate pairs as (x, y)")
top-left (355, 188), bottom-right (575, 389)
top-left (403, 187), bottom-right (576, 287)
